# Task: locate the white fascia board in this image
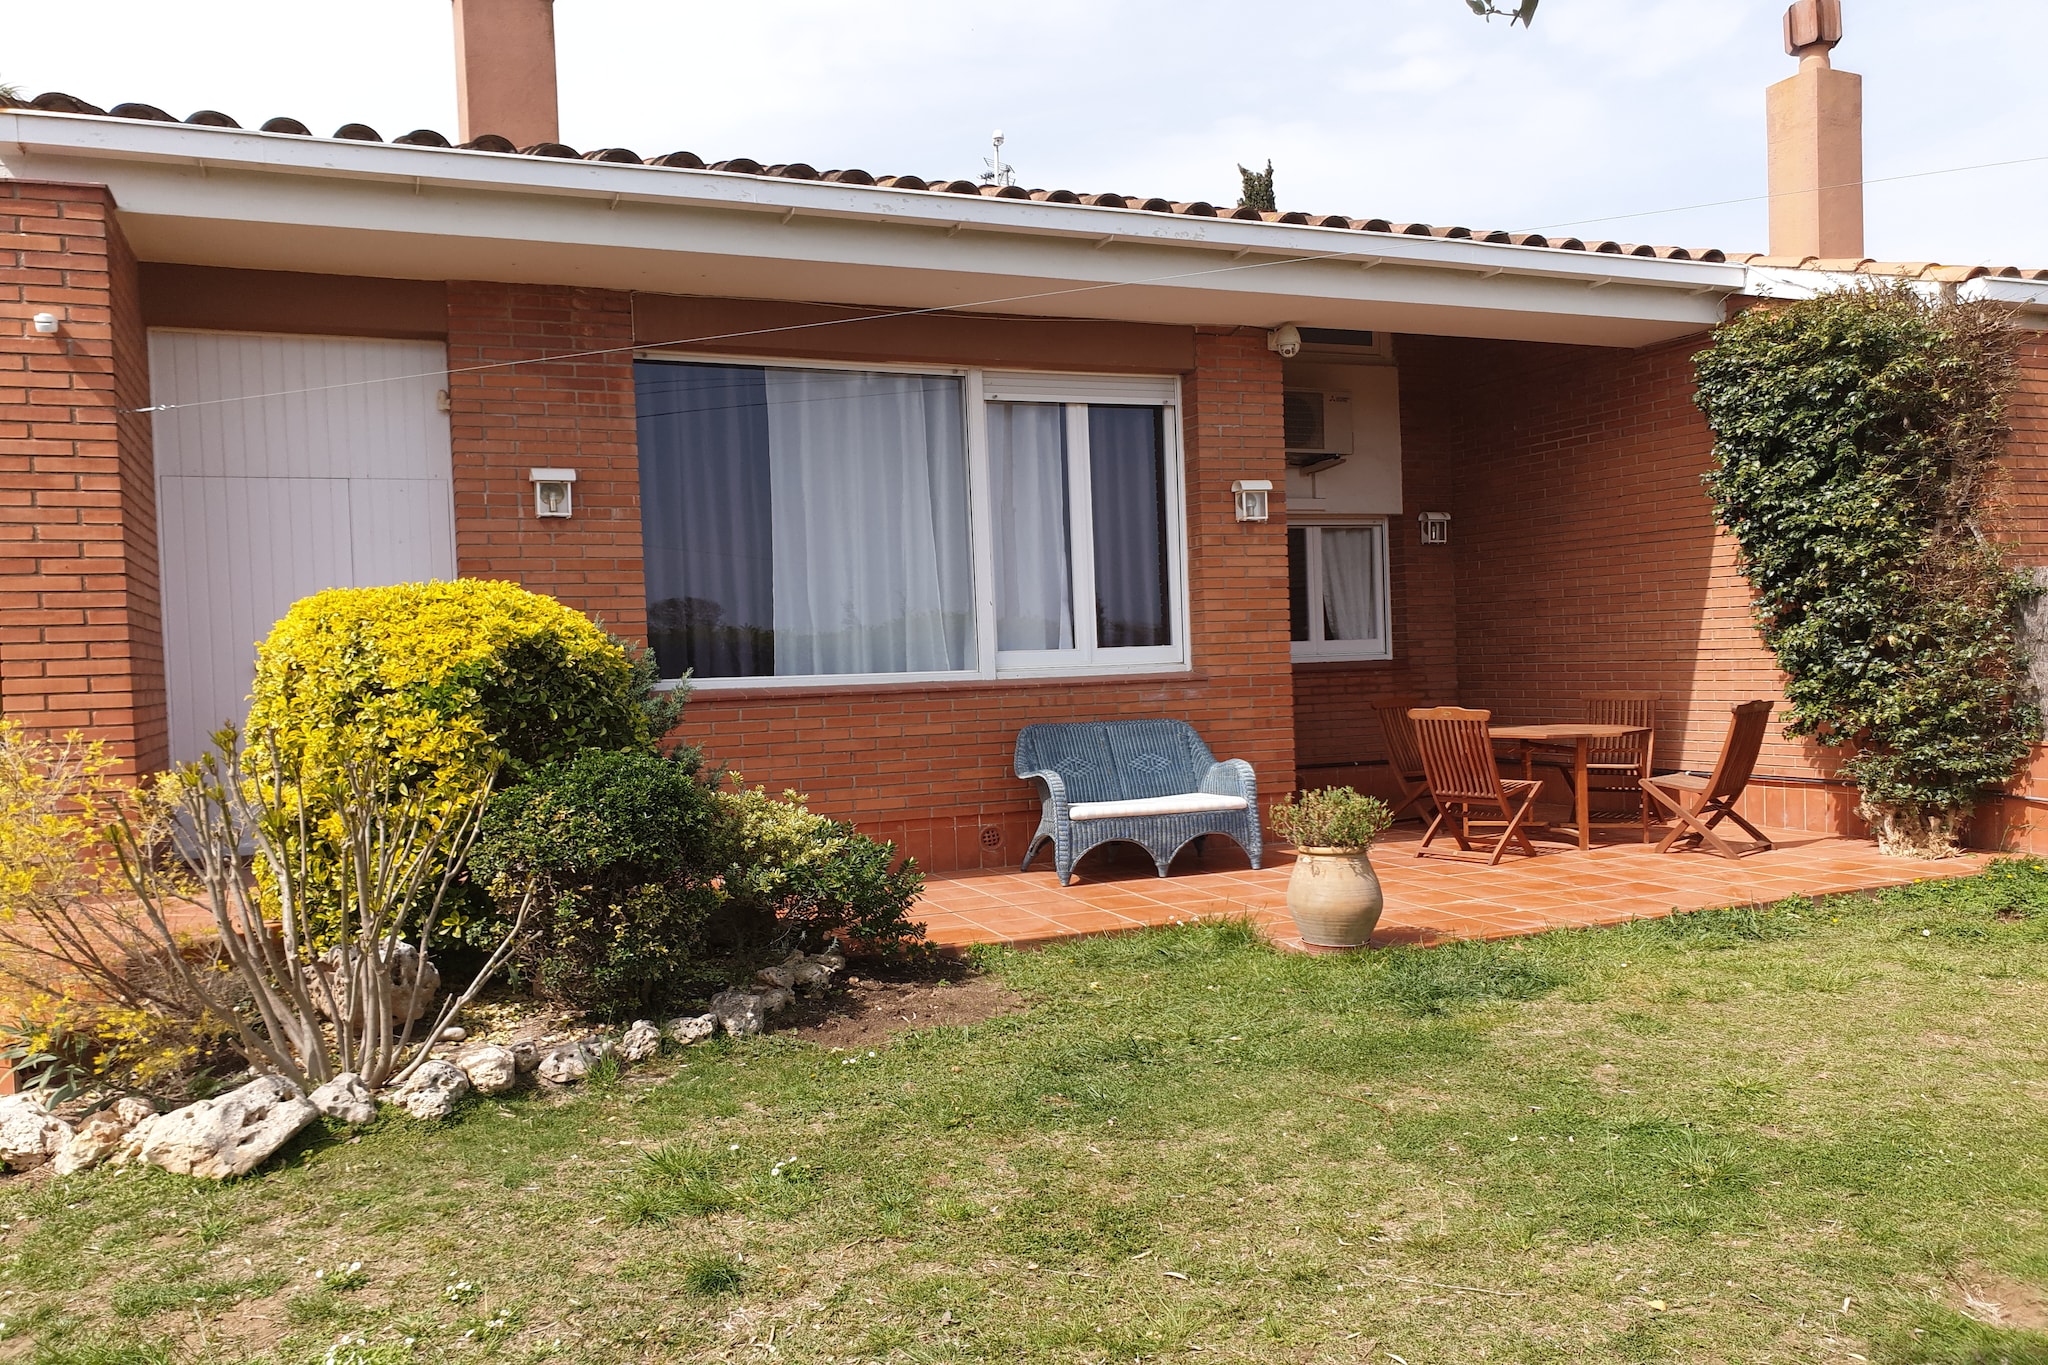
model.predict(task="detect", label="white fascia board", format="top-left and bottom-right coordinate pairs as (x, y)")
top-left (1960, 275), bottom-right (2048, 327)
top-left (2, 111), bottom-right (1745, 338)
top-left (1745, 265), bottom-right (2048, 330)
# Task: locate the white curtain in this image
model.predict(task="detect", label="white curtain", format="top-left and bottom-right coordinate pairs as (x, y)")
top-left (765, 369), bottom-right (972, 674)
top-left (1320, 527), bottom-right (1380, 642)
top-left (989, 402), bottom-right (1073, 651)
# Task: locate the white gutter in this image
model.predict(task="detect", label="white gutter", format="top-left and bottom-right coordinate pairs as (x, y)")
top-left (1, 110), bottom-right (1747, 344)
top-left (1746, 264), bottom-right (2048, 327)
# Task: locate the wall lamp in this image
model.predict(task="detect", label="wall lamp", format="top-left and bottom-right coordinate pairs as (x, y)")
top-left (31, 313), bottom-right (60, 335)
top-left (530, 468), bottom-right (577, 519)
top-left (1233, 479), bottom-right (1274, 523)
top-left (1418, 510), bottom-right (1451, 544)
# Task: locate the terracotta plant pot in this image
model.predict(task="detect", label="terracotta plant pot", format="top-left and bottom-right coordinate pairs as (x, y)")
top-left (1285, 846), bottom-right (1385, 949)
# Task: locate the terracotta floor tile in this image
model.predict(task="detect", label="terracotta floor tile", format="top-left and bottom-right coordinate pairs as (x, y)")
top-left (914, 827), bottom-right (1987, 954)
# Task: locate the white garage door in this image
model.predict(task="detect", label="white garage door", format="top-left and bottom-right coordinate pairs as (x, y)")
top-left (151, 330), bottom-right (455, 764)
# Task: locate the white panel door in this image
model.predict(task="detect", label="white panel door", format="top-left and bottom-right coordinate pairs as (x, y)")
top-left (151, 331), bottom-right (455, 764)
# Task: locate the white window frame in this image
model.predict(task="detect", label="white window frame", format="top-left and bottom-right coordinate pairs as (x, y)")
top-left (1290, 519), bottom-right (1393, 662)
top-left (634, 352), bottom-right (1189, 690)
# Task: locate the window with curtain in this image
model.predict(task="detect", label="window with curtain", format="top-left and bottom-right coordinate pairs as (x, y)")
top-left (1288, 521), bottom-right (1391, 661)
top-left (638, 359), bottom-right (1186, 685)
top-left (637, 360), bottom-right (973, 680)
top-left (989, 400), bottom-right (1176, 667)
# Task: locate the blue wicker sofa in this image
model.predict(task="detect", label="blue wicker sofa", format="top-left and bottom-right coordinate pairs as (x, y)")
top-left (1014, 719), bottom-right (1262, 885)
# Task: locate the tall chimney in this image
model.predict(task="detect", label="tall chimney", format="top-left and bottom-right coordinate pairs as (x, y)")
top-left (1766, 0), bottom-right (1863, 259)
top-left (452, 0), bottom-right (560, 149)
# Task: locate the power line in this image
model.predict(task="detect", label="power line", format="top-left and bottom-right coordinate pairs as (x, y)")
top-left (1528, 151), bottom-right (2048, 234)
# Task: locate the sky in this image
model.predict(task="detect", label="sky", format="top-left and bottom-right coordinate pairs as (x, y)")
top-left (6, 0), bottom-right (2046, 266)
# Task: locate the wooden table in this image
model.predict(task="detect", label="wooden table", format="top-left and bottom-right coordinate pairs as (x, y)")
top-left (1488, 723), bottom-right (1651, 851)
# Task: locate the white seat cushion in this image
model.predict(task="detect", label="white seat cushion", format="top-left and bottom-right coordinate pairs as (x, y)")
top-left (1067, 792), bottom-right (1249, 822)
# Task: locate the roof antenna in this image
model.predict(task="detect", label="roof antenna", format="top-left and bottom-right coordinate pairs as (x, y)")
top-left (980, 130), bottom-right (1015, 188)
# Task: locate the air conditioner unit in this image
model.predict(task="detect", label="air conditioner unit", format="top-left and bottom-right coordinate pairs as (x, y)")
top-left (1283, 390), bottom-right (1352, 474)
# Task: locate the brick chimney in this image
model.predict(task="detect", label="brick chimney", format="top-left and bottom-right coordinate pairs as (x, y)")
top-left (452, 0), bottom-right (560, 149)
top-left (1766, 0), bottom-right (1863, 259)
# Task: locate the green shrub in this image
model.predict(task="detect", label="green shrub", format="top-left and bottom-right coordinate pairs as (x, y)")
top-left (1693, 285), bottom-right (2037, 856)
top-left (713, 786), bottom-right (928, 961)
top-left (246, 579), bottom-right (659, 793)
top-left (1269, 786), bottom-right (1393, 850)
top-left (470, 748), bottom-right (723, 1017)
top-left (243, 580), bottom-right (674, 940)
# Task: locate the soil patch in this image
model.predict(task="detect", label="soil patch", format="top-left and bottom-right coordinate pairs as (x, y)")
top-left (778, 974), bottom-right (1024, 1049)
top-left (1954, 1267), bottom-right (2048, 1331)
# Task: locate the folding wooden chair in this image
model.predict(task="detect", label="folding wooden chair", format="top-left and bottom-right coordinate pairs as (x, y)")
top-left (1408, 706), bottom-right (1544, 865)
top-left (1641, 699), bottom-right (1776, 859)
top-left (1532, 693), bottom-right (1658, 842)
top-left (1369, 696), bottom-right (1434, 822)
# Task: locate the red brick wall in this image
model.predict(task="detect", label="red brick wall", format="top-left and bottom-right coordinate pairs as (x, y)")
top-left (1969, 336), bottom-right (2048, 853)
top-left (0, 181), bottom-right (165, 771)
top-left (681, 327), bottom-right (1297, 871)
top-left (445, 281), bottom-right (646, 637)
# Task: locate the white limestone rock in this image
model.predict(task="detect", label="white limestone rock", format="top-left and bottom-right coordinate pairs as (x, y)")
top-left (387, 1060), bottom-right (469, 1121)
top-left (665, 1014), bottom-right (717, 1046)
top-left (122, 1075), bottom-right (317, 1179)
top-left (757, 986), bottom-right (795, 1015)
top-left (537, 1043), bottom-right (589, 1085)
top-left (308, 1073), bottom-right (377, 1126)
top-left (510, 1040), bottom-right (540, 1073)
top-left (0, 1094), bottom-right (76, 1173)
top-left (618, 1021), bottom-right (661, 1063)
top-left (52, 1096), bottom-right (154, 1176)
top-left (753, 964), bottom-right (796, 990)
top-left (710, 988), bottom-right (765, 1038)
top-left (455, 1045), bottom-right (519, 1095)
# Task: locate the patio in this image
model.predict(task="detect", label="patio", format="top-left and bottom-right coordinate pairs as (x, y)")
top-left (916, 823), bottom-right (1989, 951)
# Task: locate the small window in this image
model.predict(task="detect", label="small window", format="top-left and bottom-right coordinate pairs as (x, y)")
top-left (1289, 521), bottom-right (1391, 661)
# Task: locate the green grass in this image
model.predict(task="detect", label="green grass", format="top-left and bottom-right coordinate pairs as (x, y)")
top-left (6, 862), bottom-right (2048, 1363)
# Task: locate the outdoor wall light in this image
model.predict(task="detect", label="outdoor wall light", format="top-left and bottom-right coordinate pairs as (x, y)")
top-left (1233, 479), bottom-right (1274, 523)
top-left (31, 313), bottom-right (59, 335)
top-left (1419, 510), bottom-right (1451, 544)
top-left (529, 467), bottom-right (577, 519)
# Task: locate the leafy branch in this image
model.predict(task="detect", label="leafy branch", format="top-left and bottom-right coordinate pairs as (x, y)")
top-left (1463, 0), bottom-right (1538, 25)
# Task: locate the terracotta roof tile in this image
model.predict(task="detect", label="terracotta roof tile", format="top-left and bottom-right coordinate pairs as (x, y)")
top-left (1727, 253), bottom-right (2048, 282)
top-left (39, 88), bottom-right (2048, 276)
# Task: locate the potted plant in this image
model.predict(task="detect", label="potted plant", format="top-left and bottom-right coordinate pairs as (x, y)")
top-left (1270, 787), bottom-right (1395, 949)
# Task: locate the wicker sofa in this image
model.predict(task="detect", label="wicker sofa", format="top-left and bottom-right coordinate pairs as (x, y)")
top-left (1014, 719), bottom-right (1262, 885)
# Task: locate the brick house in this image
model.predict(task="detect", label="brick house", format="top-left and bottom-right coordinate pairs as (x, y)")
top-left (5, 0), bottom-right (2047, 872)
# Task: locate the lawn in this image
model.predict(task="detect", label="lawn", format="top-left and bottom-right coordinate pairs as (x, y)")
top-left (5, 864), bottom-right (2048, 1364)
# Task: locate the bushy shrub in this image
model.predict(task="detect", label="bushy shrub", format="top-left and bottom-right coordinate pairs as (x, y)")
top-left (243, 580), bottom-right (671, 939)
top-left (0, 720), bottom-right (235, 1099)
top-left (1694, 285), bottom-right (2037, 856)
top-left (712, 786), bottom-right (927, 961)
top-left (470, 748), bottom-right (725, 1017)
top-left (246, 579), bottom-right (657, 793)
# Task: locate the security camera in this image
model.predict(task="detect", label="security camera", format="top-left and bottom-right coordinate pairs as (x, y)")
top-left (1267, 324), bottom-right (1301, 359)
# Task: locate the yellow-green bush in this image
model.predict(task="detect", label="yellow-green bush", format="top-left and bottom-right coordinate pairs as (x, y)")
top-left (244, 580), bottom-right (661, 940)
top-left (246, 579), bottom-right (654, 791)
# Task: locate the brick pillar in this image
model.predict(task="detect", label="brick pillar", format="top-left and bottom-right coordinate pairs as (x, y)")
top-left (1182, 327), bottom-right (1295, 797)
top-left (0, 180), bottom-right (165, 771)
top-left (445, 282), bottom-right (646, 637)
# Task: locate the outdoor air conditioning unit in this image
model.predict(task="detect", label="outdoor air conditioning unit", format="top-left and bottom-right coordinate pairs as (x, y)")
top-left (1284, 389), bottom-right (1353, 475)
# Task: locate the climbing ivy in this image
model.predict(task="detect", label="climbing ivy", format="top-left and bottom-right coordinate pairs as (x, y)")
top-left (1692, 284), bottom-right (2038, 856)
